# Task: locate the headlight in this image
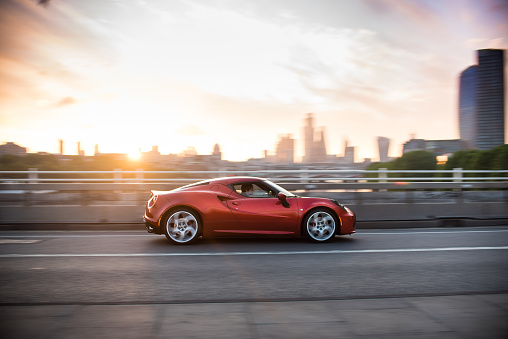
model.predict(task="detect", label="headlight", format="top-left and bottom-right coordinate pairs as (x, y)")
top-left (330, 199), bottom-right (349, 212)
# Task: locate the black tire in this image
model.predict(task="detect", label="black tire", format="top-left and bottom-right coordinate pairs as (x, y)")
top-left (302, 209), bottom-right (337, 243)
top-left (163, 208), bottom-right (201, 245)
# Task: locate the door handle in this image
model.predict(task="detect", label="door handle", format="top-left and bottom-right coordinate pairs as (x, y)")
top-left (231, 201), bottom-right (241, 206)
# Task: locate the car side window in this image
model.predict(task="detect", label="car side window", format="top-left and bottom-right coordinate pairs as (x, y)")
top-left (232, 183), bottom-right (275, 198)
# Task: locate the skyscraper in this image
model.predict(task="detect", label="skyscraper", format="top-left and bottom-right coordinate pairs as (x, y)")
top-left (377, 137), bottom-right (390, 162)
top-left (343, 139), bottom-right (355, 164)
top-left (302, 113), bottom-right (327, 163)
top-left (458, 66), bottom-right (478, 149)
top-left (459, 49), bottom-right (505, 150)
top-left (303, 113), bottom-right (314, 161)
top-left (476, 49), bottom-right (505, 150)
top-left (59, 139), bottom-right (64, 155)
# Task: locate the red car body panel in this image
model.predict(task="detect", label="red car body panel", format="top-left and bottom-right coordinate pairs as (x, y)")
top-left (144, 177), bottom-right (356, 239)
top-left (225, 195), bottom-right (299, 234)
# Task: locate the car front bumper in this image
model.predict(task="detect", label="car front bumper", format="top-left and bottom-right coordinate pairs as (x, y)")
top-left (339, 212), bottom-right (356, 235)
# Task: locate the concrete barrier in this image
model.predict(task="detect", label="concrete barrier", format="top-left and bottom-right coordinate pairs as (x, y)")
top-left (1, 202), bottom-right (506, 228)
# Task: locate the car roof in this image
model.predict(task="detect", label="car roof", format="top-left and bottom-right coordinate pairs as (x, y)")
top-left (209, 176), bottom-right (265, 185)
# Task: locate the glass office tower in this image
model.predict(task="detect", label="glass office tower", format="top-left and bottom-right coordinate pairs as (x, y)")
top-left (459, 66), bottom-right (478, 149)
top-left (476, 49), bottom-right (505, 150)
top-left (459, 49), bottom-right (505, 150)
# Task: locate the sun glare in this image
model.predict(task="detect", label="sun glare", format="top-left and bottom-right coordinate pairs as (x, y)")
top-left (128, 150), bottom-right (141, 160)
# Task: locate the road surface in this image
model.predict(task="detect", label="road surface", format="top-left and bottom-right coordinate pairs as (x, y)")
top-left (1, 226), bottom-right (507, 338)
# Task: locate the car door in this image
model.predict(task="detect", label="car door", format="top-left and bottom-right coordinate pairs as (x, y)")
top-left (226, 182), bottom-right (299, 234)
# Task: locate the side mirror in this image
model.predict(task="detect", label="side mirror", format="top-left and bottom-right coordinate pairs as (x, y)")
top-left (277, 192), bottom-right (289, 207)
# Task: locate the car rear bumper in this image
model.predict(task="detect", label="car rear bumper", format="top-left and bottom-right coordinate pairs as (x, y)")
top-left (143, 216), bottom-right (161, 234)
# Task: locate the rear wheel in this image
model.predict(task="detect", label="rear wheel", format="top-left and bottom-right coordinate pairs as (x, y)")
top-left (164, 209), bottom-right (201, 244)
top-left (303, 209), bottom-right (337, 242)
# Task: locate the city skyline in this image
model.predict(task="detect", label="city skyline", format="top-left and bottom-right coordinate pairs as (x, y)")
top-left (1, 0), bottom-right (507, 161)
top-left (0, 113), bottom-right (360, 163)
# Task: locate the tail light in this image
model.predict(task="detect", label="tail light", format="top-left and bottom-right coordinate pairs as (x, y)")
top-left (147, 193), bottom-right (158, 208)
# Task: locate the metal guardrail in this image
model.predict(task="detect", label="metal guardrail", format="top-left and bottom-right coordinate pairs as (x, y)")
top-left (0, 169), bottom-right (507, 194)
top-left (0, 169), bottom-right (508, 183)
top-left (1, 182), bottom-right (508, 192)
top-left (1, 169), bottom-right (507, 207)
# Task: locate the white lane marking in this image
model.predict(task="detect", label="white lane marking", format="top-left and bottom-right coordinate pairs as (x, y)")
top-left (359, 230), bottom-right (508, 235)
top-left (1, 246), bottom-right (508, 258)
top-left (0, 239), bottom-right (42, 244)
top-left (0, 234), bottom-right (151, 238)
top-left (0, 229), bottom-right (507, 239)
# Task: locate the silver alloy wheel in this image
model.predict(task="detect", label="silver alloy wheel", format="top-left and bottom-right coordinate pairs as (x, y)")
top-left (166, 210), bottom-right (199, 243)
top-left (306, 211), bottom-right (336, 241)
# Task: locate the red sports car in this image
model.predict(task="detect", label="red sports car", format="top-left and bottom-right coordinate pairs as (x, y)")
top-left (143, 177), bottom-right (356, 244)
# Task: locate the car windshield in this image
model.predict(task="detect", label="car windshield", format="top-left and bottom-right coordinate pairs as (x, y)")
top-left (263, 180), bottom-right (296, 197)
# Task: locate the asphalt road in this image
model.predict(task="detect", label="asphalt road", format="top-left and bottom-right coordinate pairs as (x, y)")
top-left (1, 226), bottom-right (508, 305)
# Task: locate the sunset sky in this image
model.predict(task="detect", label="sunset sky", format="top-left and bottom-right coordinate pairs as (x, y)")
top-left (0, 0), bottom-right (507, 161)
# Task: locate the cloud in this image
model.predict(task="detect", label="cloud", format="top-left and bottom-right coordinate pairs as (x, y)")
top-left (54, 96), bottom-right (77, 107)
top-left (37, 0), bottom-right (50, 7)
top-left (282, 27), bottom-right (431, 113)
top-left (0, 0), bottom-right (118, 108)
top-left (1, 0), bottom-right (505, 160)
top-left (176, 124), bottom-right (205, 136)
top-left (360, 0), bottom-right (443, 26)
top-left (466, 37), bottom-right (508, 50)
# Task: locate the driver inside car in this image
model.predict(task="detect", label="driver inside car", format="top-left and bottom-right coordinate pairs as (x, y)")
top-left (241, 183), bottom-right (254, 197)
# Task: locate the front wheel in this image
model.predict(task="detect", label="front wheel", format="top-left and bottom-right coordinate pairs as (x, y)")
top-left (164, 209), bottom-right (201, 244)
top-left (303, 209), bottom-right (337, 243)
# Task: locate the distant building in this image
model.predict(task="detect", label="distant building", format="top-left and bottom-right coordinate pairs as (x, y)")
top-left (459, 66), bottom-right (478, 149)
top-left (141, 145), bottom-right (162, 163)
top-left (77, 142), bottom-right (85, 156)
top-left (377, 137), bottom-right (390, 162)
top-left (302, 113), bottom-right (327, 163)
top-left (477, 49), bottom-right (505, 150)
top-left (402, 138), bottom-right (426, 154)
top-left (0, 142), bottom-right (27, 156)
top-left (212, 143), bottom-right (222, 161)
top-left (59, 139), bottom-right (64, 155)
top-left (459, 49), bottom-right (505, 150)
top-left (425, 140), bottom-right (465, 156)
top-left (181, 146), bottom-right (197, 158)
top-left (331, 139), bottom-right (357, 167)
top-left (343, 139), bottom-right (355, 164)
top-left (403, 137), bottom-right (464, 156)
top-left (275, 134), bottom-right (294, 164)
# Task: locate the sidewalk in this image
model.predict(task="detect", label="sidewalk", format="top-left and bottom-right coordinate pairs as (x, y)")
top-left (1, 294), bottom-right (507, 338)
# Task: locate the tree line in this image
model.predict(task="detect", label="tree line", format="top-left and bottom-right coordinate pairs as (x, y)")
top-left (1, 144), bottom-right (507, 173)
top-left (366, 144), bottom-right (508, 177)
top-left (0, 154), bottom-right (153, 171)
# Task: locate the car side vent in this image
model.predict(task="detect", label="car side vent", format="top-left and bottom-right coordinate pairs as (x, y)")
top-left (217, 195), bottom-right (233, 202)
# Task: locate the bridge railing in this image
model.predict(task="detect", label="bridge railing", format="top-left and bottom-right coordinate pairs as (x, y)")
top-left (0, 169), bottom-right (507, 206)
top-left (0, 169), bottom-right (507, 194)
top-left (1, 168), bottom-right (508, 183)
